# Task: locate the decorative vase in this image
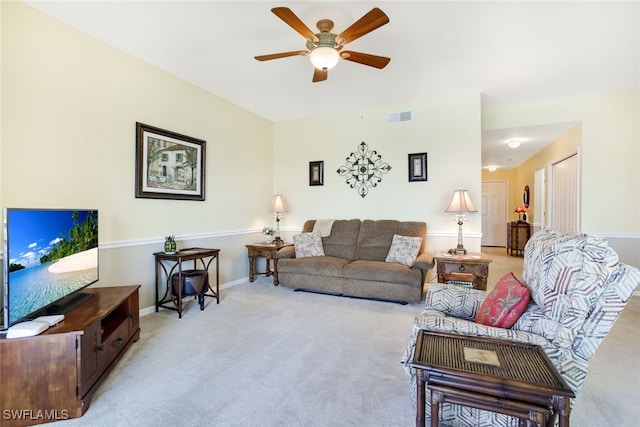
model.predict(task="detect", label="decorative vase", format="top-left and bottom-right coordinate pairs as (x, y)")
top-left (265, 235), bottom-right (273, 244)
top-left (164, 236), bottom-right (176, 253)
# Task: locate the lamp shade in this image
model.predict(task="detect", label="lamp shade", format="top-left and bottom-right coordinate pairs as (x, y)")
top-left (270, 194), bottom-right (287, 213)
top-left (514, 206), bottom-right (526, 214)
top-left (309, 46), bottom-right (340, 70)
top-left (445, 189), bottom-right (477, 213)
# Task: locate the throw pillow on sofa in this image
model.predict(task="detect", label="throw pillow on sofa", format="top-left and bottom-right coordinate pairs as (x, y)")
top-left (293, 232), bottom-right (325, 258)
top-left (385, 234), bottom-right (422, 267)
top-left (475, 272), bottom-right (530, 328)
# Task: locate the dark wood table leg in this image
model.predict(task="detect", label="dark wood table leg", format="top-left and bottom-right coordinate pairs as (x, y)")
top-left (155, 260), bottom-right (160, 312)
top-left (557, 396), bottom-right (571, 427)
top-left (416, 369), bottom-right (426, 427)
top-left (265, 257), bottom-right (273, 277)
top-left (215, 254), bottom-right (220, 303)
top-left (248, 254), bottom-right (256, 282)
top-left (177, 270), bottom-right (183, 318)
top-left (273, 257), bottom-right (280, 285)
top-left (430, 389), bottom-right (443, 427)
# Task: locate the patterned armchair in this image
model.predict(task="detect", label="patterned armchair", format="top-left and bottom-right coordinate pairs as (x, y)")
top-left (401, 228), bottom-right (640, 426)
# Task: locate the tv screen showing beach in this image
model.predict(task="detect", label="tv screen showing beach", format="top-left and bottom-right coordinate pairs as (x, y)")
top-left (4, 209), bottom-right (98, 326)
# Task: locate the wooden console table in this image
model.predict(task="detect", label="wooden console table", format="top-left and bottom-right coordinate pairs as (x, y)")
top-left (0, 285), bottom-right (140, 426)
top-left (154, 247), bottom-right (220, 318)
top-left (246, 242), bottom-right (292, 285)
top-left (434, 252), bottom-right (492, 290)
top-left (409, 331), bottom-right (574, 427)
top-left (507, 221), bottom-right (532, 256)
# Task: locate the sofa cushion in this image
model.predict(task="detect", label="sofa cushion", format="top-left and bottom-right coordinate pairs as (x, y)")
top-left (475, 273), bottom-right (530, 328)
top-left (512, 303), bottom-right (561, 340)
top-left (277, 256), bottom-right (351, 277)
top-left (293, 232), bottom-right (325, 258)
top-left (302, 219), bottom-right (361, 260)
top-left (424, 283), bottom-right (486, 321)
top-left (356, 220), bottom-right (426, 262)
top-left (385, 234), bottom-right (422, 266)
top-left (343, 260), bottom-right (422, 285)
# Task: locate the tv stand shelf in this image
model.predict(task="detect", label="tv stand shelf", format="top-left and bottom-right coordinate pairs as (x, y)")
top-left (0, 285), bottom-right (140, 426)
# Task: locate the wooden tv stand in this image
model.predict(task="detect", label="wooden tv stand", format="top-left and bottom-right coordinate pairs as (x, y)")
top-left (0, 285), bottom-right (140, 426)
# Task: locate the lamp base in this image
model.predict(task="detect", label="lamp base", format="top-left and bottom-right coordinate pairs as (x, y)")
top-left (448, 246), bottom-right (467, 255)
top-left (273, 237), bottom-right (284, 245)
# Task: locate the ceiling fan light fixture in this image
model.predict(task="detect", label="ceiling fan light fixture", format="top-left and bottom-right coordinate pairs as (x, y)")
top-left (309, 46), bottom-right (340, 70)
top-left (507, 139), bottom-right (521, 148)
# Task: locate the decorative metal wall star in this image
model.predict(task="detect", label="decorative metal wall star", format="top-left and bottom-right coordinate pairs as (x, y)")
top-left (336, 141), bottom-right (392, 198)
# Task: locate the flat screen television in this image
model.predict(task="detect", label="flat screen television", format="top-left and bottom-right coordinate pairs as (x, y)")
top-left (2, 208), bottom-right (99, 329)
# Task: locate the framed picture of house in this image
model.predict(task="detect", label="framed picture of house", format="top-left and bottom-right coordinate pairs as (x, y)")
top-left (309, 161), bottom-right (324, 186)
top-left (135, 122), bottom-right (206, 200)
top-left (408, 152), bottom-right (427, 182)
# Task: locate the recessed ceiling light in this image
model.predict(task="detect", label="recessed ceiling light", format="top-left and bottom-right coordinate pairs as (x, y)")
top-left (507, 139), bottom-right (521, 148)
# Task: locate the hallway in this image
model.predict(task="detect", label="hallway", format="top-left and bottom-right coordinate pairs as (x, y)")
top-left (482, 246), bottom-right (524, 291)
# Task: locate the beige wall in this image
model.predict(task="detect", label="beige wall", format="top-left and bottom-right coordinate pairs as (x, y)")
top-left (1, 2), bottom-right (638, 315)
top-left (517, 123), bottom-right (582, 227)
top-left (483, 124), bottom-right (583, 226)
top-left (273, 94), bottom-right (484, 254)
top-left (483, 92), bottom-right (640, 268)
top-left (483, 89), bottom-right (640, 234)
top-left (1, 2), bottom-right (274, 309)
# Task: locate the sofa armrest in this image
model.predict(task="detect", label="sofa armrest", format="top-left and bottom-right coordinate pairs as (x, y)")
top-left (412, 310), bottom-right (552, 348)
top-left (411, 252), bottom-right (435, 271)
top-left (276, 245), bottom-right (296, 259)
top-left (424, 283), bottom-right (487, 321)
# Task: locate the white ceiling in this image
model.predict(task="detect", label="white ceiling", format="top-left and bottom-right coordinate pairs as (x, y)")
top-left (24, 1), bottom-right (640, 169)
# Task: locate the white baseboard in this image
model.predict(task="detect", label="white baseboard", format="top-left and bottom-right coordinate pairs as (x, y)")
top-left (139, 305), bottom-right (156, 317)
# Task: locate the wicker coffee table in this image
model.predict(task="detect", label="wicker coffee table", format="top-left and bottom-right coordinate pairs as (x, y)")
top-left (409, 331), bottom-right (575, 427)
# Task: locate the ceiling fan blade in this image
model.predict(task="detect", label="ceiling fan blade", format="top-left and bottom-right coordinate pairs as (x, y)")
top-left (254, 51), bottom-right (308, 61)
top-left (341, 51), bottom-right (390, 69)
top-left (336, 8), bottom-right (389, 45)
top-left (271, 7), bottom-right (319, 43)
top-left (312, 68), bottom-right (328, 82)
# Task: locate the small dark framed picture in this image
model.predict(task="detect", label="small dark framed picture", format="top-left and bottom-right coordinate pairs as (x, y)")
top-left (408, 152), bottom-right (428, 182)
top-left (309, 161), bottom-right (324, 186)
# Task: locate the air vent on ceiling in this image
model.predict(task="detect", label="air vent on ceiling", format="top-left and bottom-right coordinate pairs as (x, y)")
top-left (387, 110), bottom-right (413, 124)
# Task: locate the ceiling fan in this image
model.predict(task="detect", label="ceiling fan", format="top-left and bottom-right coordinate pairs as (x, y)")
top-left (254, 7), bottom-right (390, 82)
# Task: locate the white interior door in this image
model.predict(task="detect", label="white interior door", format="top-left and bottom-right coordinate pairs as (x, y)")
top-left (533, 167), bottom-right (546, 229)
top-left (550, 153), bottom-right (579, 233)
top-left (481, 181), bottom-right (508, 246)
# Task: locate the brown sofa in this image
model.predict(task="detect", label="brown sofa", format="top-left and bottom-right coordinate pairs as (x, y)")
top-left (276, 219), bottom-right (434, 303)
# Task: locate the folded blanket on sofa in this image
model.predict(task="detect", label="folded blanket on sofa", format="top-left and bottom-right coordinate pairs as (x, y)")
top-left (313, 219), bottom-right (335, 237)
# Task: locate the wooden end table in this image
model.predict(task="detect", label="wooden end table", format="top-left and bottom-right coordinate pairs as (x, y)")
top-left (246, 242), bottom-right (293, 285)
top-left (154, 248), bottom-right (220, 318)
top-left (409, 331), bottom-right (574, 427)
top-left (434, 251), bottom-right (492, 290)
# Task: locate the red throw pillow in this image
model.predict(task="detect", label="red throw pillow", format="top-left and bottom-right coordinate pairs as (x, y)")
top-left (475, 272), bottom-right (530, 328)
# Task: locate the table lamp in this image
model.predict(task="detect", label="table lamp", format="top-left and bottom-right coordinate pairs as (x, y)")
top-left (514, 206), bottom-right (526, 222)
top-left (445, 188), bottom-right (477, 255)
top-left (270, 193), bottom-right (287, 245)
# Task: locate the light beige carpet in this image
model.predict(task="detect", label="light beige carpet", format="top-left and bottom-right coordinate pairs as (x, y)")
top-left (48, 279), bottom-right (639, 427)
